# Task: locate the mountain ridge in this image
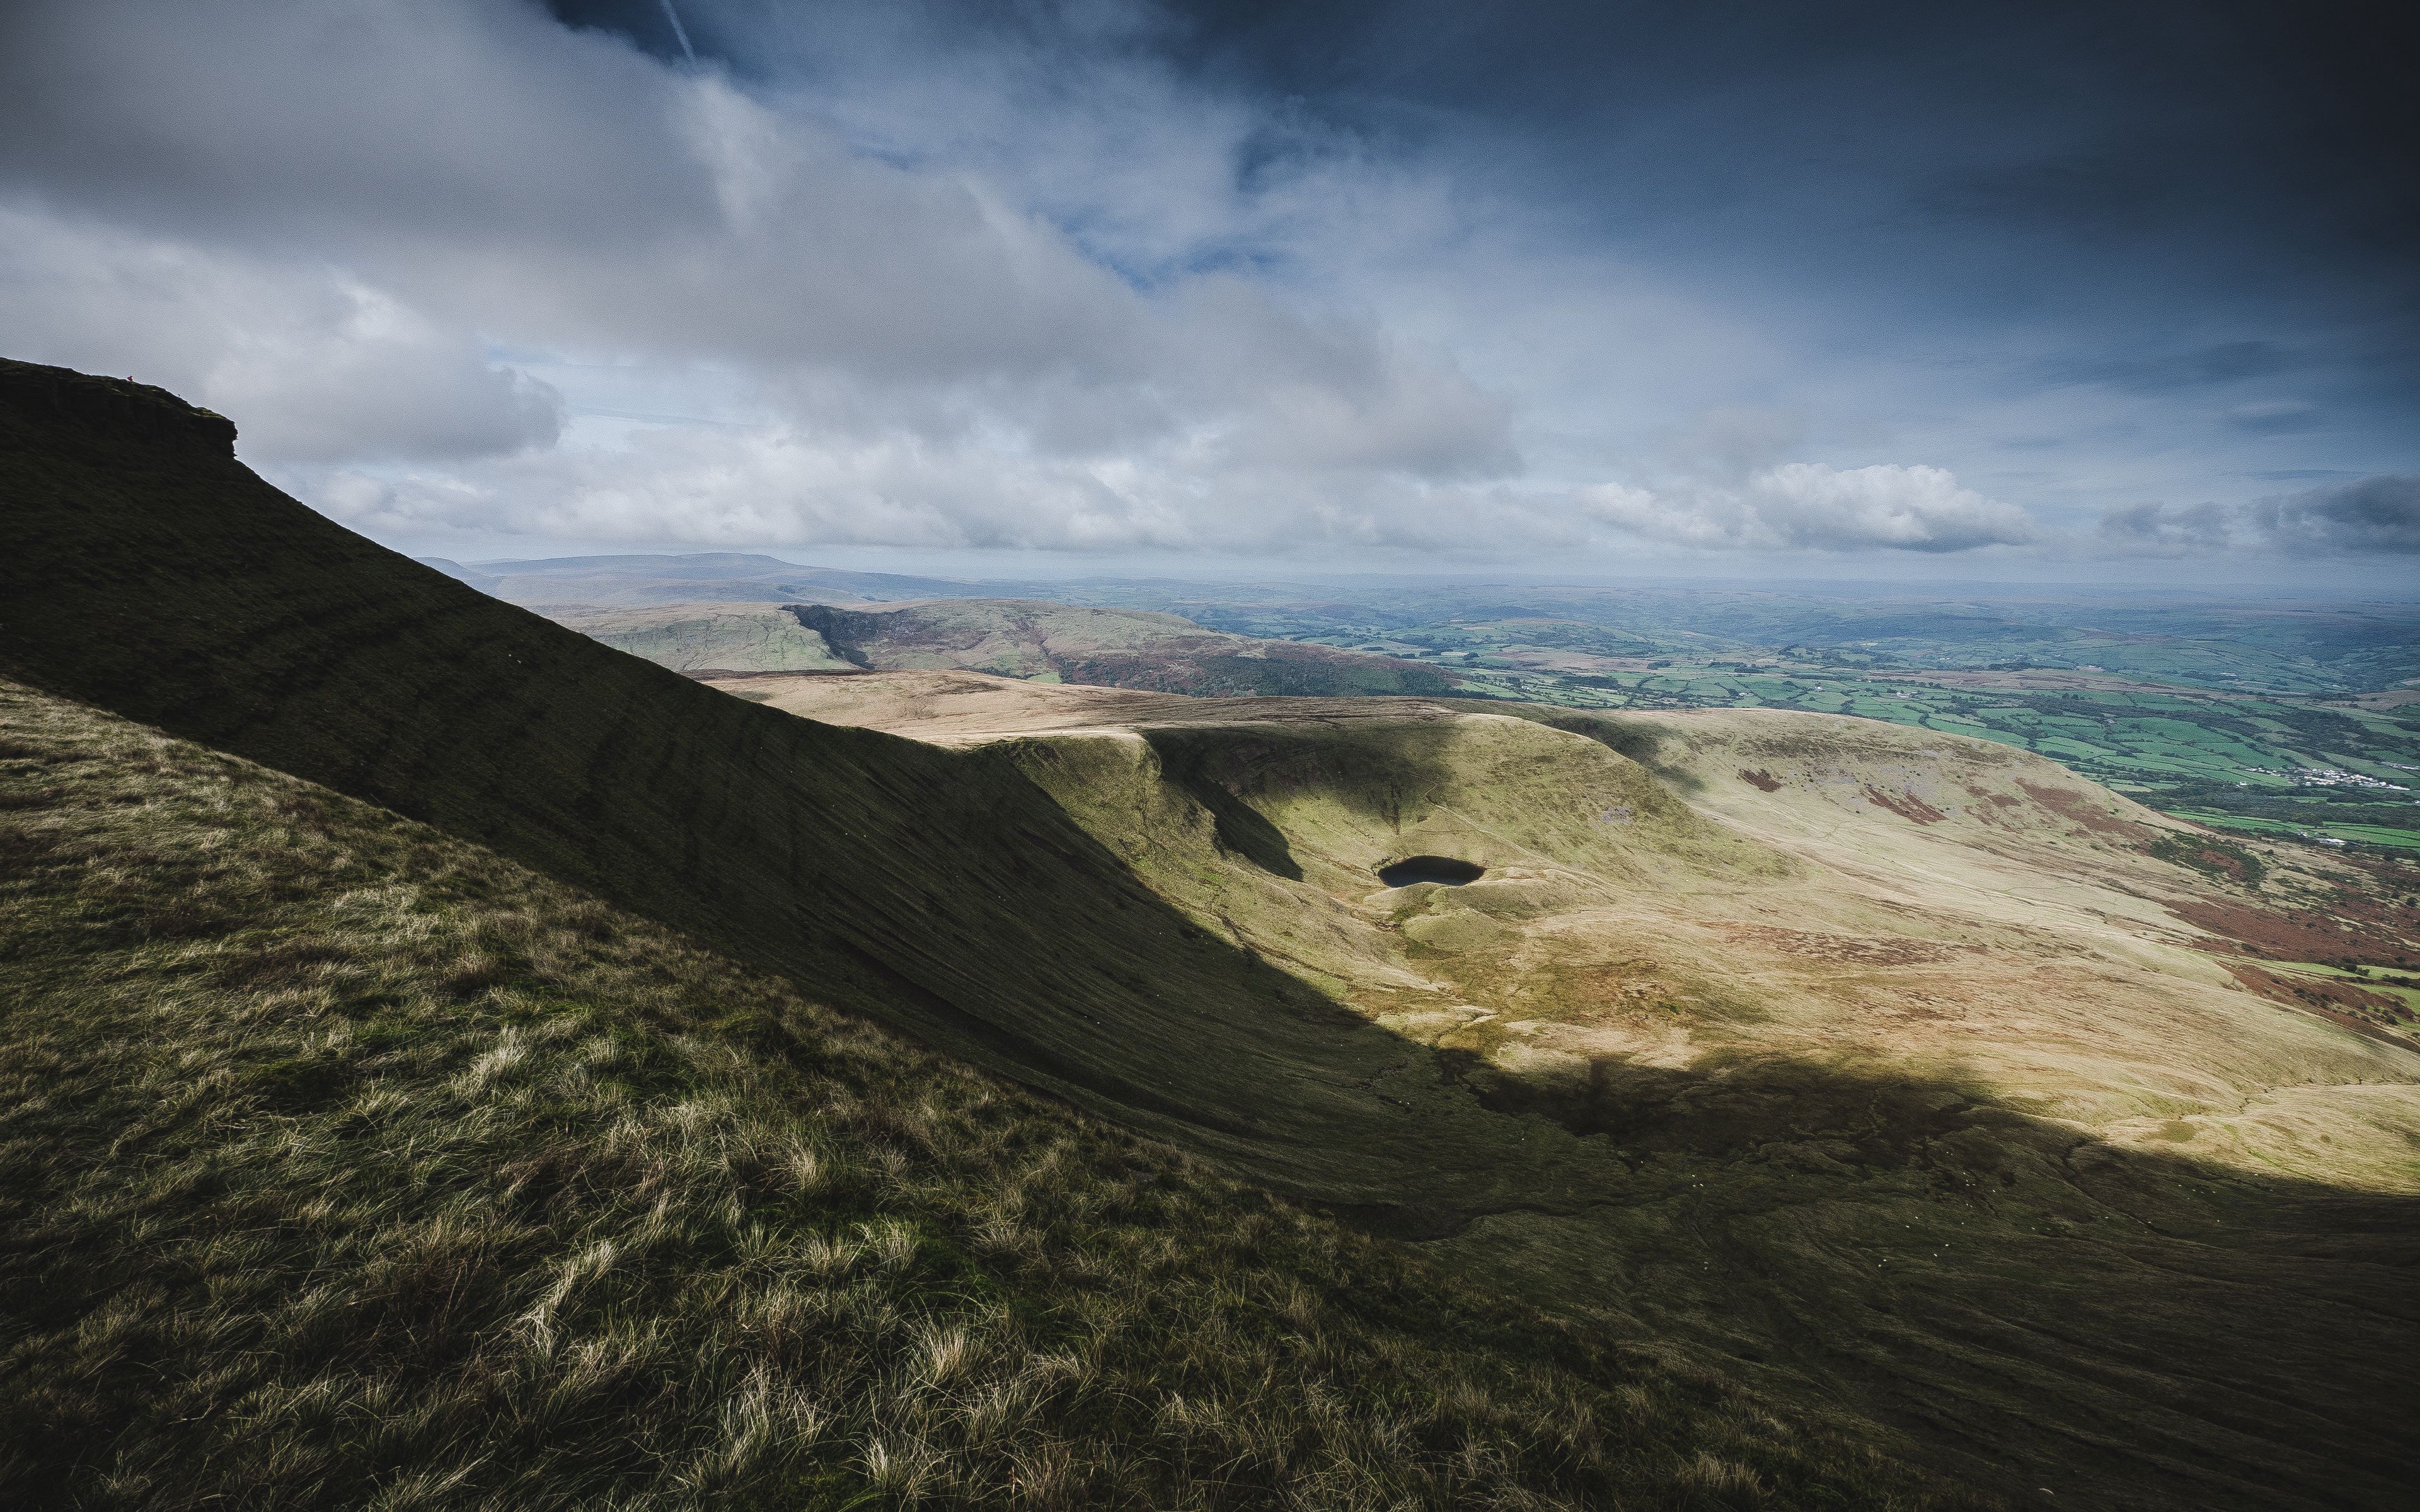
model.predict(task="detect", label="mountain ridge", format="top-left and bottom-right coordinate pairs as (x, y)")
top-left (0, 356), bottom-right (1624, 1224)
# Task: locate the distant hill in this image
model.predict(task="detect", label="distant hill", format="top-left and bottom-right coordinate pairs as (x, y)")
top-left (419, 551), bottom-right (993, 607)
top-left (785, 598), bottom-right (1464, 696)
top-left (541, 601), bottom-right (859, 673)
top-left (471, 570), bottom-right (1471, 695)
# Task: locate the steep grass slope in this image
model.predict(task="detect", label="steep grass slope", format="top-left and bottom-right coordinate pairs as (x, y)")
top-left (0, 358), bottom-right (1602, 1229)
top-left (1, 680), bottom-right (1969, 1509)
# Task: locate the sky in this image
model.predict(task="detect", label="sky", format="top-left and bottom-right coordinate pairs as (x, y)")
top-left (3, 0), bottom-right (2415, 589)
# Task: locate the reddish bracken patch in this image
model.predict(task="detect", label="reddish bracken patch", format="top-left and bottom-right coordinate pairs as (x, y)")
top-left (2222, 962), bottom-right (2414, 1044)
top-left (1737, 768), bottom-right (1783, 792)
top-left (2015, 779), bottom-right (2152, 840)
top-left (2168, 895), bottom-right (2420, 970)
top-left (1962, 786), bottom-right (2022, 828)
top-left (1862, 785), bottom-right (1945, 824)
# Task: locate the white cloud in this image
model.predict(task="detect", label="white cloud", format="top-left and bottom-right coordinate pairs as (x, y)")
top-left (298, 419), bottom-right (1541, 557)
top-left (0, 207), bottom-right (560, 461)
top-left (0, 0), bottom-right (1516, 512)
top-left (1752, 462), bottom-right (2037, 551)
top-left (1579, 463), bottom-right (2034, 553)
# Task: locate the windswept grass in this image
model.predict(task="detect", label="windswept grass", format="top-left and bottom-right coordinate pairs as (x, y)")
top-left (0, 682), bottom-right (1969, 1510)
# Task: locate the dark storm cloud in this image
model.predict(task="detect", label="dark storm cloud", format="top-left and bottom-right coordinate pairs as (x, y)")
top-left (1159, 0), bottom-right (2420, 382)
top-left (1165, 1), bottom-right (2420, 242)
top-left (2099, 501), bottom-right (2237, 554)
top-left (1150, 0), bottom-right (2419, 571)
top-left (2253, 475), bottom-right (2420, 556)
top-left (2100, 474), bottom-right (2420, 556)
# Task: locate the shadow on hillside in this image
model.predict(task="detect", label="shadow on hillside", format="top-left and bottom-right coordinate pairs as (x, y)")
top-left (1139, 730), bottom-right (1305, 879)
top-left (1477, 704), bottom-right (1708, 794)
top-left (1434, 1041), bottom-right (1993, 1163)
top-left (1409, 1034), bottom-right (2420, 1512)
top-left (1139, 721), bottom-right (1473, 885)
top-left (785, 604), bottom-right (878, 667)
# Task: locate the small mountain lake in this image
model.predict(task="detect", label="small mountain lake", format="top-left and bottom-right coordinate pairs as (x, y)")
top-left (1377, 856), bottom-right (1485, 888)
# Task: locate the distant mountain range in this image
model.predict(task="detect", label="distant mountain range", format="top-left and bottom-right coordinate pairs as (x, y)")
top-left (417, 551), bottom-right (996, 607)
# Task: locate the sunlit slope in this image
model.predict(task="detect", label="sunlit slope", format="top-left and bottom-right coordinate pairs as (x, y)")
top-left (544, 601), bottom-right (856, 673)
top-left (4, 680), bottom-right (1975, 1509)
top-left (0, 358), bottom-right (1615, 1223)
top-left (742, 668), bottom-right (2420, 1510)
top-left (744, 672), bottom-right (2420, 1187)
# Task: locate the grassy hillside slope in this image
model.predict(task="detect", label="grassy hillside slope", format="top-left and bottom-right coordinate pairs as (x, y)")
top-left (545, 602), bottom-right (858, 674)
top-left (1, 681), bottom-right (1968, 1508)
top-left (0, 358), bottom-right (1605, 1230)
top-left (744, 670), bottom-right (2420, 1510)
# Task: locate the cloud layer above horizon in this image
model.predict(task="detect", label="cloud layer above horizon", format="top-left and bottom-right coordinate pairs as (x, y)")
top-left (2, 0), bottom-right (2413, 578)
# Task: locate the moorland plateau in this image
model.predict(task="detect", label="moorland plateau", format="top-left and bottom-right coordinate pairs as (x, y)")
top-left (4, 358), bottom-right (2418, 1509)
top-left (530, 595), bottom-right (1455, 699)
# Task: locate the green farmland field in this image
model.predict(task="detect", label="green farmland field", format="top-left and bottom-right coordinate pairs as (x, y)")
top-left (1443, 673), bottom-right (2420, 851)
top-left (1054, 581), bottom-right (2420, 854)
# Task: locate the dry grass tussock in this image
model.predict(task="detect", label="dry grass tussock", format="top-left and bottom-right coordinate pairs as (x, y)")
top-left (0, 681), bottom-right (1974, 1511)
